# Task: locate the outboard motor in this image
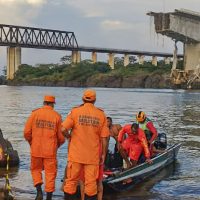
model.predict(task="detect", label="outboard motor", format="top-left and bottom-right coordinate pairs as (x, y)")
top-left (154, 132), bottom-right (167, 150)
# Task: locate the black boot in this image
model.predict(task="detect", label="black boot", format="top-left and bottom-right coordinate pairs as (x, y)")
top-left (35, 184), bottom-right (43, 200)
top-left (46, 192), bottom-right (52, 200)
top-left (64, 192), bottom-right (77, 200)
top-left (85, 194), bottom-right (97, 200)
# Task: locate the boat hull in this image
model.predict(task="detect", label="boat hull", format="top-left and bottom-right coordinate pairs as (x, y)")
top-left (103, 143), bottom-right (181, 191)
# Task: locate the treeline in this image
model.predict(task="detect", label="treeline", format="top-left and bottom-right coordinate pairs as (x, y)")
top-left (7, 59), bottom-right (175, 88)
top-left (14, 60), bottom-right (172, 81)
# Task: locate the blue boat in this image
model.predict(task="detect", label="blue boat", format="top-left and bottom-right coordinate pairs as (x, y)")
top-left (103, 143), bottom-right (181, 192)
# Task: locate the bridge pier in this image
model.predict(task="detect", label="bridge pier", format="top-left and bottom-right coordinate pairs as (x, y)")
top-left (72, 51), bottom-right (81, 64)
top-left (7, 47), bottom-right (21, 80)
top-left (108, 53), bottom-right (115, 69)
top-left (184, 43), bottom-right (200, 71)
top-left (138, 55), bottom-right (144, 65)
top-left (152, 56), bottom-right (157, 66)
top-left (124, 54), bottom-right (129, 67)
top-left (92, 52), bottom-right (97, 63)
top-left (164, 57), bottom-right (171, 65)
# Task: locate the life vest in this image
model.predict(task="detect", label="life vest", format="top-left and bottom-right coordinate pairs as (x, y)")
top-left (137, 118), bottom-right (152, 141)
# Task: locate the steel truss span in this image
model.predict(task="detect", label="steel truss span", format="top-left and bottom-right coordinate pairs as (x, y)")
top-left (0, 24), bottom-right (78, 50)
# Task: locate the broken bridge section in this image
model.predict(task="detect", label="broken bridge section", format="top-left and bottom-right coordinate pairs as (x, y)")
top-left (148, 9), bottom-right (200, 87)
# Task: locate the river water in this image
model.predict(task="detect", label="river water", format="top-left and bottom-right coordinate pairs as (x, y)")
top-left (0, 86), bottom-right (199, 200)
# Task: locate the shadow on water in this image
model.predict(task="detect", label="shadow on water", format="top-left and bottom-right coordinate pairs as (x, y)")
top-left (0, 167), bottom-right (19, 179)
top-left (103, 161), bottom-right (179, 200)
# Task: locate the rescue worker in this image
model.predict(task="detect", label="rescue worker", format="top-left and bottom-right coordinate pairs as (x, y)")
top-left (79, 142), bottom-right (104, 200)
top-left (107, 117), bottom-right (122, 142)
top-left (24, 95), bottom-right (65, 200)
top-left (136, 111), bottom-right (158, 146)
top-left (118, 123), bottom-right (152, 168)
top-left (105, 117), bottom-right (123, 169)
top-left (61, 89), bottom-right (109, 200)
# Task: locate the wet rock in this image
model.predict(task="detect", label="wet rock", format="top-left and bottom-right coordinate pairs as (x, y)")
top-left (0, 129), bottom-right (20, 168)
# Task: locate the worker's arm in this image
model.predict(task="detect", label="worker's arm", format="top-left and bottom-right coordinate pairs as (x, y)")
top-left (24, 114), bottom-right (34, 145)
top-left (100, 115), bottom-right (110, 164)
top-left (100, 137), bottom-right (109, 164)
top-left (118, 127), bottom-right (126, 143)
top-left (57, 116), bottom-right (65, 147)
top-left (61, 111), bottom-right (74, 138)
top-left (139, 129), bottom-right (153, 164)
top-left (147, 121), bottom-right (158, 144)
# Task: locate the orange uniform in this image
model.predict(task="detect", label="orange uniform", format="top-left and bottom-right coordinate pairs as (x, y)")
top-left (118, 124), bottom-right (150, 161)
top-left (62, 102), bottom-right (109, 196)
top-left (24, 104), bottom-right (65, 192)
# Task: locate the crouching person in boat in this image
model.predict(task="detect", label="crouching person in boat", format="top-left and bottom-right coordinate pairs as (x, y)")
top-left (136, 111), bottom-right (166, 157)
top-left (118, 123), bottom-right (152, 169)
top-left (136, 111), bottom-right (158, 148)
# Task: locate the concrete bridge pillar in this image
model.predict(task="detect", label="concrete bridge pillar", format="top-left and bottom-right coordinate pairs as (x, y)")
top-left (184, 43), bottom-right (200, 71)
top-left (152, 56), bottom-right (157, 66)
top-left (138, 55), bottom-right (144, 65)
top-left (164, 57), bottom-right (171, 65)
top-left (7, 47), bottom-right (21, 80)
top-left (108, 53), bottom-right (114, 69)
top-left (72, 51), bottom-right (81, 64)
top-left (124, 54), bottom-right (129, 67)
top-left (92, 52), bottom-right (97, 64)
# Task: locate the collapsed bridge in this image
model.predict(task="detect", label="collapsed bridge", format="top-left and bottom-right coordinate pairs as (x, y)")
top-left (148, 9), bottom-right (200, 87)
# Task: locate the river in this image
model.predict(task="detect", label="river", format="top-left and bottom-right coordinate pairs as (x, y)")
top-left (0, 86), bottom-right (199, 200)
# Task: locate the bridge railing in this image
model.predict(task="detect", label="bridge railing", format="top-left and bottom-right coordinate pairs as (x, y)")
top-left (0, 24), bottom-right (78, 50)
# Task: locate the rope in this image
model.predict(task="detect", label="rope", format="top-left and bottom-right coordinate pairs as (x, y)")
top-left (4, 153), bottom-right (14, 200)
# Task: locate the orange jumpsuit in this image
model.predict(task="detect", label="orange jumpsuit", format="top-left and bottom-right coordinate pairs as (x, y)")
top-left (62, 103), bottom-right (109, 196)
top-left (24, 105), bottom-right (65, 192)
top-left (118, 124), bottom-right (150, 161)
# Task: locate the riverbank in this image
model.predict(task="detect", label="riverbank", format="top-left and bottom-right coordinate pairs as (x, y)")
top-left (8, 71), bottom-right (174, 88)
top-left (5, 62), bottom-right (200, 89)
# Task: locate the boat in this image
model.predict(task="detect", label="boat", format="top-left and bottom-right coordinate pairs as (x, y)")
top-left (103, 143), bottom-right (181, 192)
top-left (0, 129), bottom-right (20, 168)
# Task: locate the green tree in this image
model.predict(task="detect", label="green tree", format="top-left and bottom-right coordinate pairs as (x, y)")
top-left (60, 55), bottom-right (71, 64)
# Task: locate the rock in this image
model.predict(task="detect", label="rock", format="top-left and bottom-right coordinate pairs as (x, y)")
top-left (0, 129), bottom-right (20, 168)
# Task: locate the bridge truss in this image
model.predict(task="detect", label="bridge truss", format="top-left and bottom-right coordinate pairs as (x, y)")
top-left (0, 24), bottom-right (78, 50)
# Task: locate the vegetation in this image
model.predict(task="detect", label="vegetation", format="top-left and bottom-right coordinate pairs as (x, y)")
top-left (10, 56), bottom-right (175, 87)
top-left (0, 66), bottom-right (6, 85)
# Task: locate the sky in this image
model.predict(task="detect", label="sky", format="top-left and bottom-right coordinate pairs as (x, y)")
top-left (0, 0), bottom-right (200, 73)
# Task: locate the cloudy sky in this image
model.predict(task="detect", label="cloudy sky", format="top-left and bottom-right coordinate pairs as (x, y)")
top-left (0, 0), bottom-right (200, 72)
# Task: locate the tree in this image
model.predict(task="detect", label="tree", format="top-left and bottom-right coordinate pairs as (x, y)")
top-left (129, 56), bottom-right (137, 64)
top-left (60, 55), bottom-right (71, 64)
top-left (114, 57), bottom-right (124, 67)
top-left (3, 66), bottom-right (7, 77)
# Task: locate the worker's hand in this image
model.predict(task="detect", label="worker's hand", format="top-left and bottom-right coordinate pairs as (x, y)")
top-left (146, 158), bottom-right (153, 165)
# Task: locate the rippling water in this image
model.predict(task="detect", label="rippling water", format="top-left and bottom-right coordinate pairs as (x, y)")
top-left (0, 86), bottom-right (199, 200)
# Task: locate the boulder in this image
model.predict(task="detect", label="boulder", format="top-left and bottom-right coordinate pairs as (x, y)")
top-left (0, 129), bottom-right (19, 168)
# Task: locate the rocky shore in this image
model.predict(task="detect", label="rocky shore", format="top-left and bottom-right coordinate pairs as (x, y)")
top-left (8, 73), bottom-right (176, 89)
